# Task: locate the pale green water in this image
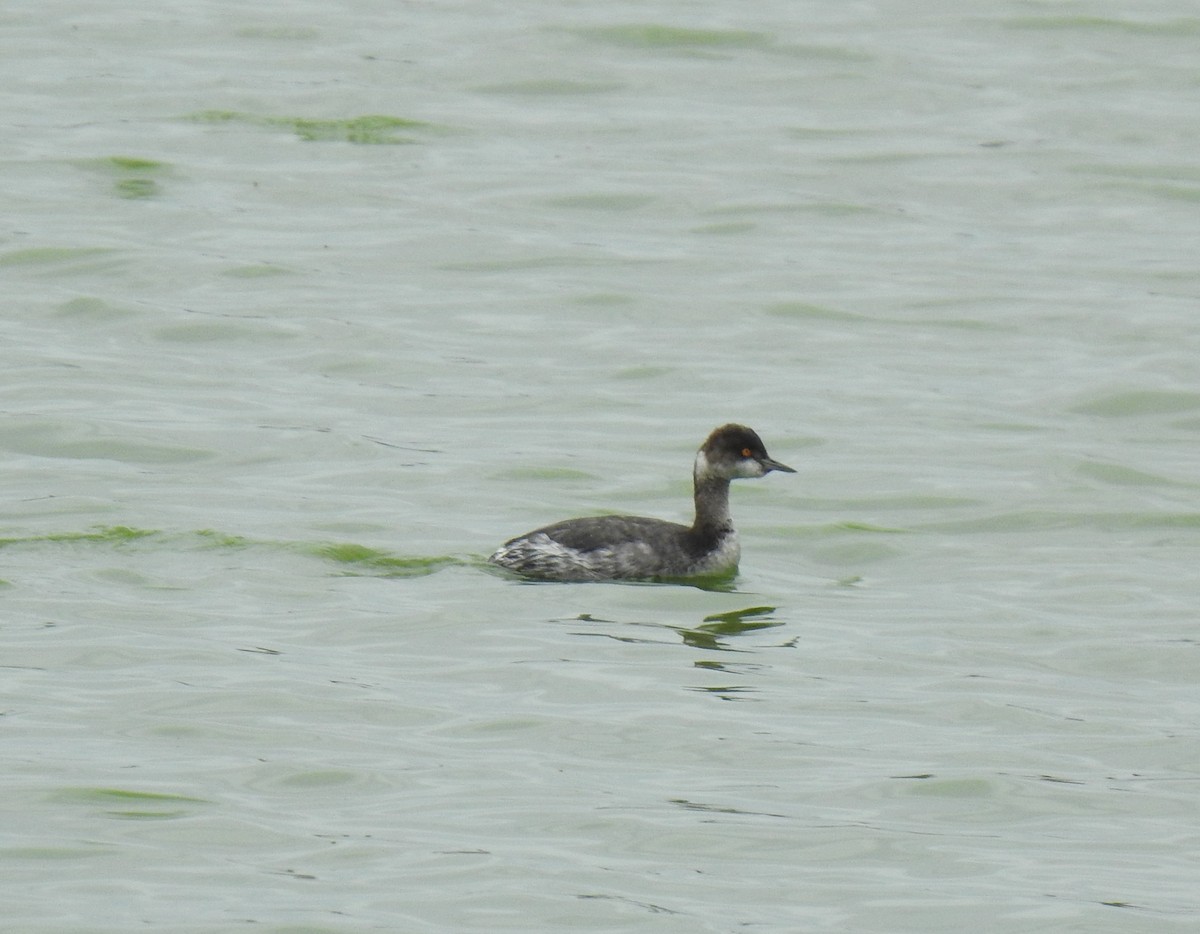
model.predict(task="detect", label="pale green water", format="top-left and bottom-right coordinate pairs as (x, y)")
top-left (3, 2), bottom-right (1199, 932)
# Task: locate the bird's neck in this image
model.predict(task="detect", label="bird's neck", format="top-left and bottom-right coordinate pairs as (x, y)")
top-left (691, 453), bottom-right (733, 535)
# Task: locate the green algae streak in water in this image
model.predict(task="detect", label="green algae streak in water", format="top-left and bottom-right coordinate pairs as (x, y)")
top-left (570, 24), bottom-right (771, 49)
top-left (0, 525), bottom-right (460, 578)
top-left (52, 787), bottom-right (209, 821)
top-left (82, 155), bottom-right (171, 199)
top-left (312, 542), bottom-right (461, 577)
top-left (186, 110), bottom-right (433, 144)
top-left (0, 526), bottom-right (159, 548)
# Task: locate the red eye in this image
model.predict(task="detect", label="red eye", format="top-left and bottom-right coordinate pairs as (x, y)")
top-left (741, 447), bottom-right (753, 458)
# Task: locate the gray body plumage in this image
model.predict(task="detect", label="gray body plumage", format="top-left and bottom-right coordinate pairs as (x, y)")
top-left (488, 424), bottom-right (793, 583)
top-left (490, 515), bottom-right (739, 582)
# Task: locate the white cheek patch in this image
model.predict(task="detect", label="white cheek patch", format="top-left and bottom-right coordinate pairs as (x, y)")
top-left (734, 458), bottom-right (767, 479)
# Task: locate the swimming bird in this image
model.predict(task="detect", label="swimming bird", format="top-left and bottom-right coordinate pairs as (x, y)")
top-left (488, 424), bottom-right (794, 582)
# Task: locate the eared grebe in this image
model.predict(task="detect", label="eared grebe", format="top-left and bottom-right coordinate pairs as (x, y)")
top-left (488, 424), bottom-right (794, 582)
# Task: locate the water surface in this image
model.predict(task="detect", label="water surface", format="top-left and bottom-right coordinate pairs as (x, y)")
top-left (3, 2), bottom-right (1199, 931)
